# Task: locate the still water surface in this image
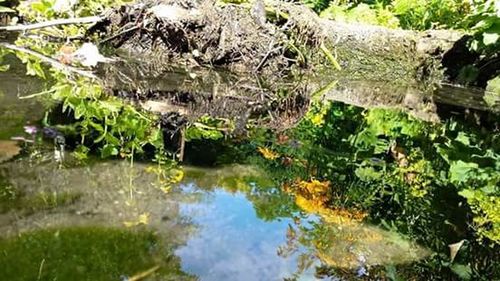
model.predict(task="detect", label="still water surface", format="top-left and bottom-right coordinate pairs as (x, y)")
top-left (0, 60), bottom-right (498, 280)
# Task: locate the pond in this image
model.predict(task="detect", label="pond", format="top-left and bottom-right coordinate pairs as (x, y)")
top-left (0, 56), bottom-right (499, 280)
top-left (0, 159), bottom-right (432, 281)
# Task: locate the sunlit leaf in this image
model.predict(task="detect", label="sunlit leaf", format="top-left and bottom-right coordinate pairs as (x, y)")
top-left (449, 161), bottom-right (478, 183)
top-left (101, 144), bottom-right (118, 158)
top-left (483, 32), bottom-right (499, 45)
top-left (0, 64), bottom-right (9, 72)
top-left (0, 6), bottom-right (15, 12)
top-left (257, 147), bottom-right (280, 160)
top-left (355, 166), bottom-right (382, 182)
top-left (52, 0), bottom-right (78, 13)
top-left (26, 60), bottom-right (46, 78)
top-left (450, 264), bottom-right (472, 280)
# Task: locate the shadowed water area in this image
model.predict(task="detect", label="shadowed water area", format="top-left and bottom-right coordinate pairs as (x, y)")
top-left (0, 56), bottom-right (499, 281)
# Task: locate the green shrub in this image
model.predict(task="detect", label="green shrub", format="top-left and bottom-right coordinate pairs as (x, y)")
top-left (392, 0), bottom-right (471, 30)
top-left (320, 3), bottom-right (400, 29)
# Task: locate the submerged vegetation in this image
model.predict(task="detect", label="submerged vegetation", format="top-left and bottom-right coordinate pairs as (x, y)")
top-left (0, 227), bottom-right (195, 280)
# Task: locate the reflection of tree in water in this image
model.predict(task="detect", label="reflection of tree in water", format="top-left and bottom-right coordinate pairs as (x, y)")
top-left (275, 181), bottom-right (431, 280)
top-left (183, 165), bottom-right (300, 221)
top-left (181, 165), bottom-right (431, 279)
top-left (220, 102), bottom-right (500, 279)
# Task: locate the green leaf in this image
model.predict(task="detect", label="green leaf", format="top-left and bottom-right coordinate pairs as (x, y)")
top-left (73, 145), bottom-right (90, 160)
top-left (450, 264), bottom-right (472, 280)
top-left (458, 189), bottom-right (475, 200)
top-left (25, 60), bottom-right (46, 79)
top-left (355, 166), bottom-right (382, 182)
top-left (101, 144), bottom-right (118, 158)
top-left (455, 132), bottom-right (471, 146)
top-left (483, 32), bottom-right (499, 45)
top-left (449, 161), bottom-right (478, 183)
top-left (31, 1), bottom-right (50, 13)
top-left (485, 76), bottom-right (500, 107)
top-left (0, 64), bottom-right (9, 72)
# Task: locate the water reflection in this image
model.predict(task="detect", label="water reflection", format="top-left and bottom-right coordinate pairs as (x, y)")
top-left (0, 155), bottom-right (432, 280)
top-left (175, 184), bottom-right (317, 281)
top-left (0, 62), bottom-right (45, 140)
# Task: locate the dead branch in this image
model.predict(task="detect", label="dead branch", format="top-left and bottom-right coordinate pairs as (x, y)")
top-left (0, 16), bottom-right (102, 32)
top-left (0, 42), bottom-right (97, 79)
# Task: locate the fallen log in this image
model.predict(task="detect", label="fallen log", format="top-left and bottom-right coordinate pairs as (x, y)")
top-left (1, 0), bottom-right (497, 125)
top-left (2, 0), bottom-right (494, 90)
top-left (84, 0), bottom-right (477, 85)
top-left (85, 1), bottom-right (498, 108)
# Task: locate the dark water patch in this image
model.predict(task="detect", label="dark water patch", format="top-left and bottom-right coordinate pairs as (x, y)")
top-left (0, 55), bottom-right (46, 140)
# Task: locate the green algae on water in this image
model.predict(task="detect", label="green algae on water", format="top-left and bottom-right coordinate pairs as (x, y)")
top-left (0, 227), bottom-right (194, 281)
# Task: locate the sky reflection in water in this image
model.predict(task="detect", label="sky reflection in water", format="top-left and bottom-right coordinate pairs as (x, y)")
top-left (176, 183), bottom-right (318, 281)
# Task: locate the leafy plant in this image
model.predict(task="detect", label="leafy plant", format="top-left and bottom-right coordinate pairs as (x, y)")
top-left (485, 76), bottom-right (500, 107)
top-left (391, 0), bottom-right (470, 30)
top-left (464, 0), bottom-right (500, 56)
top-left (320, 3), bottom-right (400, 28)
top-left (184, 116), bottom-right (228, 141)
top-left (41, 75), bottom-right (164, 159)
top-left (0, 48), bottom-right (9, 72)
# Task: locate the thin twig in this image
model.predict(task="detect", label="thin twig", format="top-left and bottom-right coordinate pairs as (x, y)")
top-left (320, 42), bottom-right (342, 71)
top-left (178, 128), bottom-right (185, 162)
top-left (100, 25), bottom-right (140, 44)
top-left (0, 42), bottom-right (97, 79)
top-left (0, 16), bottom-right (102, 32)
top-left (128, 265), bottom-right (160, 281)
top-left (37, 259), bottom-right (45, 281)
top-left (18, 88), bottom-right (56, 99)
top-left (255, 42), bottom-right (280, 72)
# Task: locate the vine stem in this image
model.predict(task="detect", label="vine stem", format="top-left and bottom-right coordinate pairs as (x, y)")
top-left (0, 16), bottom-right (102, 31)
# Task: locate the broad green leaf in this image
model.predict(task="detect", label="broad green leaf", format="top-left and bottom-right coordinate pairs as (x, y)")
top-left (101, 144), bottom-right (118, 158)
top-left (485, 76), bottom-right (500, 107)
top-left (26, 60), bottom-right (46, 79)
top-left (455, 132), bottom-right (471, 146)
top-left (450, 264), bottom-right (472, 280)
top-left (458, 189), bottom-right (475, 200)
top-left (472, 17), bottom-right (495, 30)
top-left (483, 32), bottom-right (499, 45)
top-left (449, 161), bottom-right (478, 183)
top-left (355, 166), bottom-right (382, 182)
top-left (31, 1), bottom-right (49, 13)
